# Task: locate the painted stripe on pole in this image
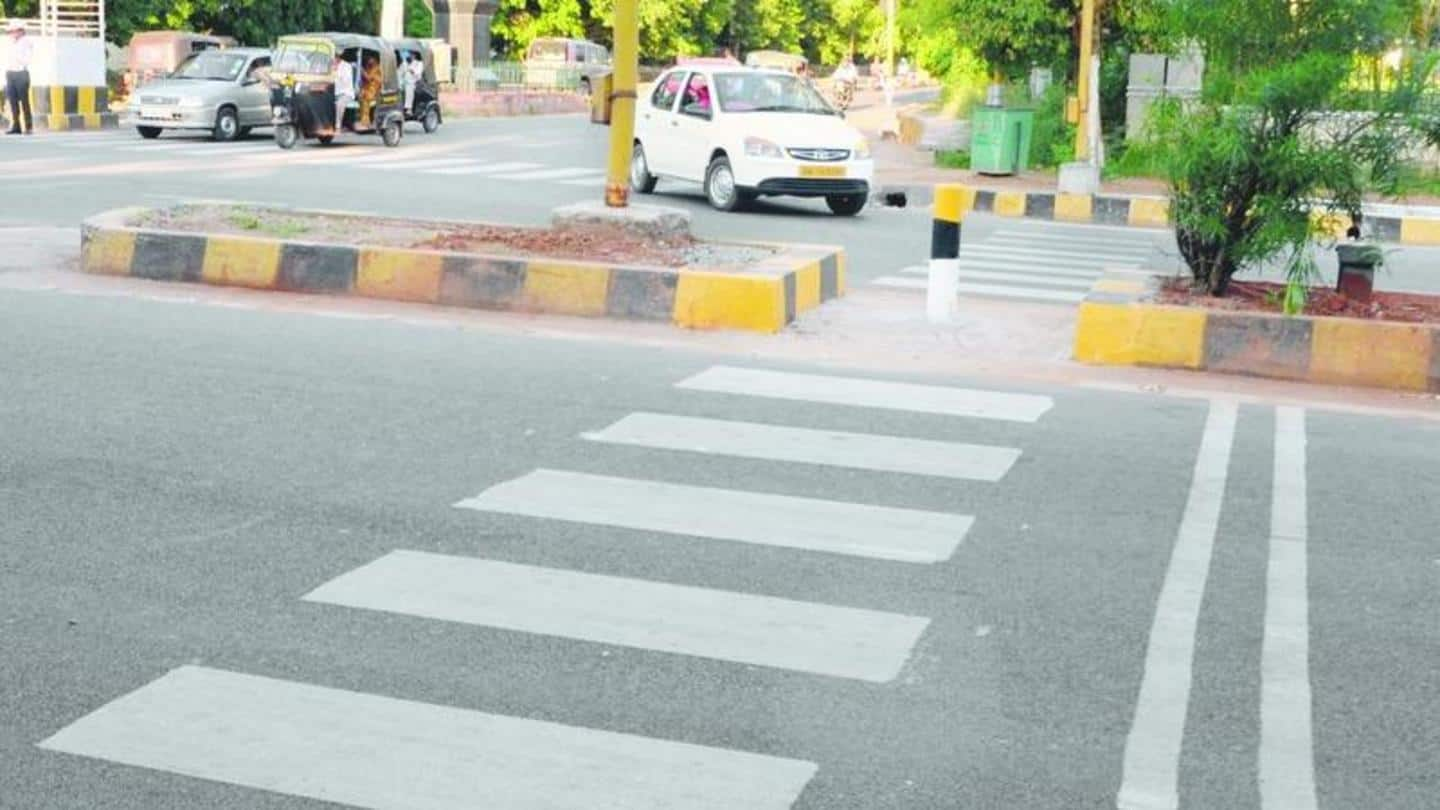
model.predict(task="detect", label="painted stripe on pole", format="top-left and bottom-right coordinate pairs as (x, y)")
top-left (1116, 400), bottom-right (1238, 810)
top-left (583, 412), bottom-right (1021, 481)
top-left (39, 666), bottom-right (817, 810)
top-left (426, 160), bottom-right (543, 175)
top-left (455, 469), bottom-right (971, 563)
top-left (1260, 406), bottom-right (1317, 810)
top-left (306, 550), bottom-right (930, 681)
top-left (675, 366), bottom-right (1053, 423)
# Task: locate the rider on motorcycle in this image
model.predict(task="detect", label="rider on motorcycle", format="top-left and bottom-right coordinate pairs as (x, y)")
top-left (832, 58), bottom-right (859, 112)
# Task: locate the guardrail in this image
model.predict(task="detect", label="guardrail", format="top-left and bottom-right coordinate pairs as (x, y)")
top-left (13, 0), bottom-right (103, 38)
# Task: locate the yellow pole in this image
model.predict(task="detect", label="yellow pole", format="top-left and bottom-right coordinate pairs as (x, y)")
top-left (605, 0), bottom-right (638, 207)
top-left (885, 0), bottom-right (897, 78)
top-left (1074, 0), bottom-right (1096, 161)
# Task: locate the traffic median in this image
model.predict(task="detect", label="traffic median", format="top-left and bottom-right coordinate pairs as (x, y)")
top-left (79, 204), bottom-right (844, 334)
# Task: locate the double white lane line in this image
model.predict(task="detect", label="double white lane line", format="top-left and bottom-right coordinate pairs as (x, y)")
top-left (1118, 403), bottom-right (1316, 810)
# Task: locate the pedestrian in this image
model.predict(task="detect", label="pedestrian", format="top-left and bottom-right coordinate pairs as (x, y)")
top-left (358, 56), bottom-right (381, 130)
top-left (331, 55), bottom-right (355, 135)
top-left (5, 20), bottom-right (34, 135)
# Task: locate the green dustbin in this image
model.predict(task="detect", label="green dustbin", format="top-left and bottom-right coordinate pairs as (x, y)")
top-left (970, 106), bottom-right (1035, 175)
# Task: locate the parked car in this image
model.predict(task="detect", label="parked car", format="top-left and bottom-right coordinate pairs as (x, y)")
top-left (524, 37), bottom-right (611, 94)
top-left (744, 50), bottom-right (808, 75)
top-left (631, 66), bottom-right (873, 215)
top-left (124, 31), bottom-right (237, 96)
top-left (125, 47), bottom-right (272, 141)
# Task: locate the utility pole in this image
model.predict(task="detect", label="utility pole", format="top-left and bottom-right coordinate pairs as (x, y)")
top-left (604, 0), bottom-right (638, 207)
top-left (885, 0), bottom-right (897, 77)
top-left (1073, 0), bottom-right (1096, 161)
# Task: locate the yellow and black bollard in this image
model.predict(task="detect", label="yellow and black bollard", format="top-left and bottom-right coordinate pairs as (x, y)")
top-left (928, 184), bottom-right (973, 322)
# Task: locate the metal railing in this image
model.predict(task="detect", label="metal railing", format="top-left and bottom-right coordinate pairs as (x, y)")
top-left (450, 61), bottom-right (587, 93)
top-left (29, 0), bottom-right (104, 38)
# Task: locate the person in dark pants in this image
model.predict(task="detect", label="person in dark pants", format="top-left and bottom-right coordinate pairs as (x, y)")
top-left (5, 20), bottom-right (34, 135)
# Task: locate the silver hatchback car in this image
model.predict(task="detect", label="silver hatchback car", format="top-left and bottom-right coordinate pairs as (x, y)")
top-left (126, 47), bottom-right (273, 141)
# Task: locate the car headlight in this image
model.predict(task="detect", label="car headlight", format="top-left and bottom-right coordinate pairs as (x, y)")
top-left (853, 140), bottom-right (871, 160)
top-left (744, 137), bottom-right (784, 159)
top-left (178, 96), bottom-right (206, 108)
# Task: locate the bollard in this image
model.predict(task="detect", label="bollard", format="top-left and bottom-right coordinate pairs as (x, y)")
top-left (927, 184), bottom-right (970, 323)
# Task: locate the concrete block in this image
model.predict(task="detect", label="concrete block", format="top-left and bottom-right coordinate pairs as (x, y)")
top-left (551, 201), bottom-right (691, 241)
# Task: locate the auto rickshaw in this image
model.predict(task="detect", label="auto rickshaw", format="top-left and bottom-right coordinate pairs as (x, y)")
top-left (269, 32), bottom-right (405, 149)
top-left (392, 37), bottom-right (442, 133)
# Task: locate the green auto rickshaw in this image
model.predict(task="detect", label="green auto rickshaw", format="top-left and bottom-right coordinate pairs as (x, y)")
top-left (270, 32), bottom-right (405, 148)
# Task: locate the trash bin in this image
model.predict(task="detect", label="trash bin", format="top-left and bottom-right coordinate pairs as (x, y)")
top-left (970, 106), bottom-right (1034, 175)
top-left (1335, 241), bottom-right (1382, 302)
top-left (590, 72), bottom-right (613, 125)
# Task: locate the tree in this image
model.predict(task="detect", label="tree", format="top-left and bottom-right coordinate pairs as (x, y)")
top-left (1148, 0), bottom-right (1437, 299)
top-left (904, 0), bottom-right (1073, 80)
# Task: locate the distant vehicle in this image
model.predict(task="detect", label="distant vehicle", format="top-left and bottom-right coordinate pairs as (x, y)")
top-left (125, 47), bottom-right (272, 141)
top-left (392, 37), bottom-right (442, 133)
top-left (269, 32), bottom-right (406, 149)
top-left (744, 50), bottom-right (808, 74)
top-left (675, 55), bottom-right (742, 68)
top-left (524, 37), bottom-right (610, 95)
top-left (125, 31), bottom-right (237, 95)
top-left (632, 65), bottom-right (874, 216)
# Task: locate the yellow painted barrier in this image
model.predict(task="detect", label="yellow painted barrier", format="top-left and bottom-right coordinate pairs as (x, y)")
top-left (202, 237), bottom-right (281, 289)
top-left (794, 261), bottom-right (821, 312)
top-left (674, 272), bottom-right (785, 332)
top-left (1074, 301), bottom-right (1206, 369)
top-left (521, 262), bottom-right (610, 316)
top-left (1054, 193), bottom-right (1093, 223)
top-left (992, 191), bottom-right (1027, 218)
top-left (356, 248), bottom-right (443, 303)
top-left (1128, 197), bottom-right (1170, 228)
top-left (83, 230), bottom-right (136, 276)
top-left (1399, 217), bottom-right (1440, 246)
top-left (1309, 319), bottom-right (1433, 391)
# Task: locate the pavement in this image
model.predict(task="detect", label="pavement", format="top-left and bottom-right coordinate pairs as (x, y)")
top-left (1, 111), bottom-right (1438, 810)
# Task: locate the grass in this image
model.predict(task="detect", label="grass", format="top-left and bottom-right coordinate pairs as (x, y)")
top-left (226, 209), bottom-right (309, 238)
top-left (935, 149), bottom-right (970, 169)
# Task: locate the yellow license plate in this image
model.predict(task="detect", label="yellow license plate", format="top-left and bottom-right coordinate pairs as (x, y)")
top-left (799, 165), bottom-right (846, 178)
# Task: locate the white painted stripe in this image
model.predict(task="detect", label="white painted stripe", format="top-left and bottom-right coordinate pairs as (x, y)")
top-left (955, 282), bottom-right (1086, 302)
top-left (583, 412), bottom-right (1021, 481)
top-left (455, 469), bottom-right (972, 563)
top-left (1260, 406), bottom-right (1317, 810)
top-left (1116, 400), bottom-right (1238, 810)
top-left (306, 550), bottom-right (929, 681)
top-left (558, 176), bottom-right (607, 186)
top-left (676, 366), bottom-right (1053, 423)
top-left (425, 160), bottom-right (543, 175)
top-left (988, 232), bottom-right (1159, 249)
top-left (39, 666), bottom-right (816, 810)
top-left (486, 167), bottom-right (605, 181)
top-left (368, 157), bottom-right (480, 171)
top-left (990, 218), bottom-right (1164, 236)
top-left (962, 244), bottom-right (1152, 263)
top-left (957, 269), bottom-right (1096, 288)
top-left (900, 264), bottom-right (1104, 281)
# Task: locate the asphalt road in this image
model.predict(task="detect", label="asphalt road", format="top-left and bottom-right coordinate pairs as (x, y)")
top-left (1, 283), bottom-right (1437, 810)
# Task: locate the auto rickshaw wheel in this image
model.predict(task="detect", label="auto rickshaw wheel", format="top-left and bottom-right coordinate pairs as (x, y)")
top-left (317, 134), bottom-right (334, 145)
top-left (381, 119), bottom-right (402, 147)
top-left (422, 107), bottom-right (440, 134)
top-left (274, 124), bottom-right (299, 150)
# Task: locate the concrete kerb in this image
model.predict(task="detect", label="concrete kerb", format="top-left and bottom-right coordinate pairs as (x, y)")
top-left (877, 182), bottom-right (1440, 246)
top-left (1073, 269), bottom-right (1440, 393)
top-left (79, 206), bottom-right (845, 334)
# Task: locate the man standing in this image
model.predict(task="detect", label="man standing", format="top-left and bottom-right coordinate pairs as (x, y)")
top-left (331, 55), bottom-right (354, 135)
top-left (5, 20), bottom-right (33, 135)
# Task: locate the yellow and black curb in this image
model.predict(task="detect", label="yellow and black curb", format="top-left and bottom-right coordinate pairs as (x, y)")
top-left (1074, 271), bottom-right (1440, 392)
top-left (80, 207), bottom-right (845, 334)
top-left (23, 85), bottom-right (118, 131)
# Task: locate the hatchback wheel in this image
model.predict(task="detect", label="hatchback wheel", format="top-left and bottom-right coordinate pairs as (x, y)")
top-left (630, 143), bottom-right (657, 194)
top-left (213, 107), bottom-right (239, 142)
top-left (704, 156), bottom-right (745, 212)
top-left (826, 193), bottom-right (867, 216)
top-left (137, 126), bottom-right (162, 140)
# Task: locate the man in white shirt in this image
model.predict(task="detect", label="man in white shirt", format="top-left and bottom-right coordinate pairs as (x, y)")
top-left (5, 20), bottom-right (34, 135)
top-left (332, 55), bottom-right (355, 135)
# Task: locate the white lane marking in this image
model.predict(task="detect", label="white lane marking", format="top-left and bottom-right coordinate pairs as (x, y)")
top-left (676, 366), bottom-right (1053, 423)
top-left (306, 550), bottom-right (930, 682)
top-left (39, 666), bottom-right (817, 810)
top-left (557, 176), bottom-right (607, 186)
top-left (584, 412), bottom-right (1021, 481)
top-left (959, 244), bottom-right (1153, 263)
top-left (1116, 400), bottom-right (1238, 810)
top-left (898, 265), bottom-right (1100, 281)
top-left (987, 218), bottom-right (1166, 236)
top-left (368, 157), bottom-right (480, 171)
top-left (987, 232), bottom-right (1159, 249)
top-left (425, 160), bottom-right (543, 175)
top-left (485, 167), bottom-right (605, 181)
top-left (900, 262), bottom-right (1107, 279)
top-left (455, 469), bottom-right (972, 564)
top-left (1260, 407), bottom-right (1318, 810)
top-left (872, 277), bottom-right (1088, 302)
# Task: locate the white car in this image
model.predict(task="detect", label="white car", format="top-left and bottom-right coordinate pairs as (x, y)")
top-left (631, 66), bottom-right (874, 215)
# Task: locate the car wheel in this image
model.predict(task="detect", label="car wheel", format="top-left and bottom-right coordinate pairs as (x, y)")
top-left (137, 126), bottom-right (162, 140)
top-left (704, 156), bottom-right (745, 212)
top-left (274, 124), bottom-right (298, 150)
top-left (826, 193), bottom-right (867, 216)
top-left (422, 106), bottom-right (441, 134)
top-left (213, 107), bottom-right (239, 142)
top-left (630, 143), bottom-right (658, 194)
top-left (381, 119), bottom-right (402, 147)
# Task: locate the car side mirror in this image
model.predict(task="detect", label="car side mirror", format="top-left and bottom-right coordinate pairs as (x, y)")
top-left (243, 77), bottom-right (261, 86)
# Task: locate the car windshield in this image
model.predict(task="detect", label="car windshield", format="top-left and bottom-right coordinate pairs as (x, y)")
top-left (713, 72), bottom-right (835, 115)
top-left (171, 51), bottom-right (248, 81)
top-left (273, 44), bottom-right (333, 75)
top-left (529, 40), bottom-right (569, 61)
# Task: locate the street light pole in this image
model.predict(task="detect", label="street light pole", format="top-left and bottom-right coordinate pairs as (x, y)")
top-left (605, 0), bottom-right (638, 208)
top-left (885, 0), bottom-right (897, 78)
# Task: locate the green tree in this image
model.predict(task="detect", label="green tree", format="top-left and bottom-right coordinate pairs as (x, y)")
top-left (405, 0), bottom-right (434, 37)
top-left (905, 0), bottom-right (1073, 79)
top-left (589, 0), bottom-right (731, 60)
top-left (491, 0), bottom-right (590, 58)
top-left (1149, 0), bottom-right (1434, 299)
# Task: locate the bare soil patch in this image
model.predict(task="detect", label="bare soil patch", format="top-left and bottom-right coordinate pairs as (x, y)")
top-left (1157, 277), bottom-right (1440, 325)
top-left (134, 205), bottom-right (776, 269)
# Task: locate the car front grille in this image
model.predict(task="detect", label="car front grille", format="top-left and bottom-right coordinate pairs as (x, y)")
top-left (788, 147), bottom-right (850, 162)
top-left (755, 178), bottom-right (870, 197)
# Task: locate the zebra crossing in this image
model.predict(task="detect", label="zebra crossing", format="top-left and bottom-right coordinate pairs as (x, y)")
top-left (873, 220), bottom-right (1167, 305)
top-left (38, 364), bottom-right (1049, 809)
